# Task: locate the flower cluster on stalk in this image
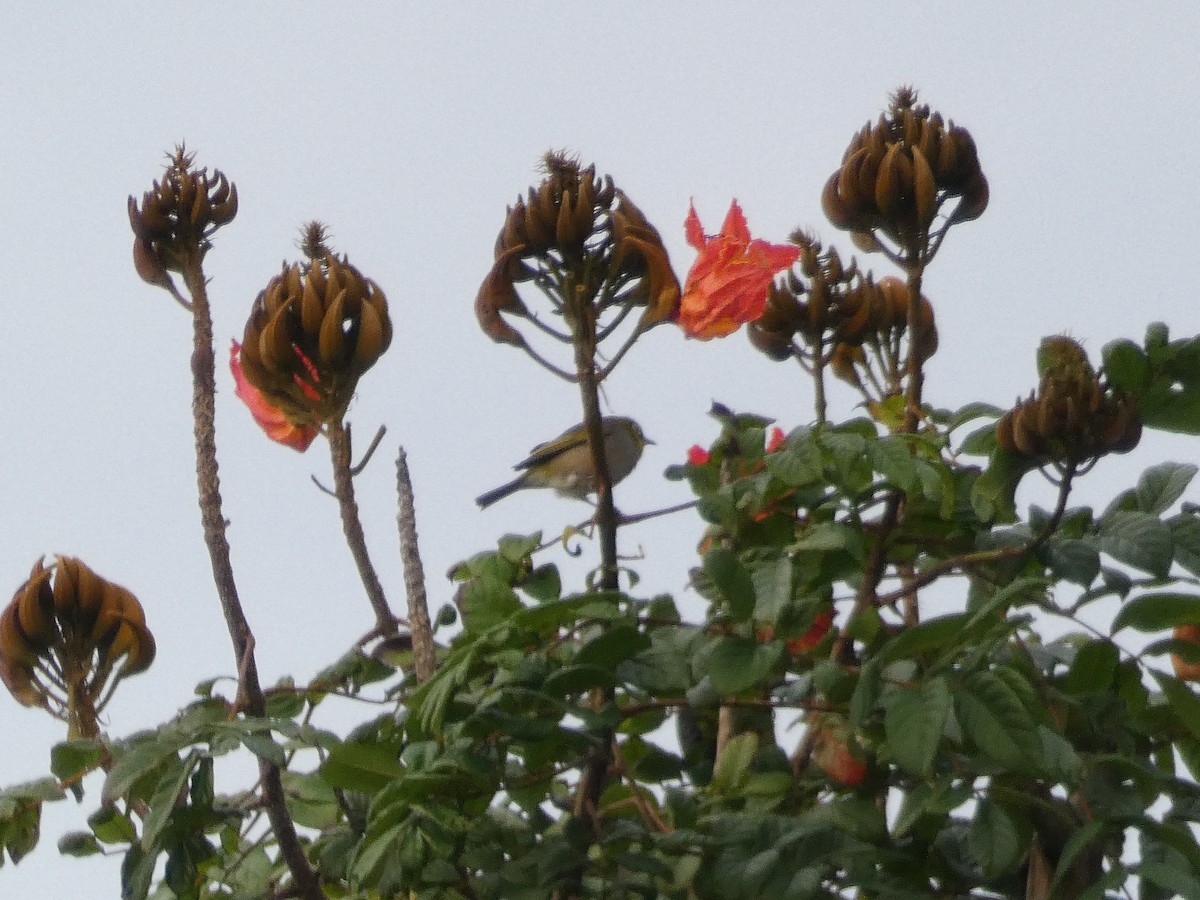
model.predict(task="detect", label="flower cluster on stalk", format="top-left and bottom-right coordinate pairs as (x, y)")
top-left (232, 225), bottom-right (392, 450)
top-left (0, 557), bottom-right (154, 737)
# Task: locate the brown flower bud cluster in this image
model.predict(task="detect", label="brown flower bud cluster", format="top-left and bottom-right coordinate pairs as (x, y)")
top-left (996, 337), bottom-right (1141, 467)
top-left (748, 233), bottom-right (858, 360)
top-left (476, 152), bottom-right (680, 350)
top-left (822, 87), bottom-right (987, 257)
top-left (239, 250), bottom-right (392, 429)
top-left (0, 557), bottom-right (154, 735)
top-left (835, 275), bottom-right (938, 360)
top-left (128, 145), bottom-right (238, 288)
top-left (749, 232), bottom-right (937, 383)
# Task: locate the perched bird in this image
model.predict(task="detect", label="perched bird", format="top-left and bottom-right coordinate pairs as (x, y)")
top-left (475, 416), bottom-right (652, 509)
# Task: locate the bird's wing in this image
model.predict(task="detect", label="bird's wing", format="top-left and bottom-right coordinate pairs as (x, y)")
top-left (514, 428), bottom-right (588, 471)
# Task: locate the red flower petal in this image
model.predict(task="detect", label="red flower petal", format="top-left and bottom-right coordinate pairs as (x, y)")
top-left (717, 199), bottom-right (751, 244)
top-left (786, 609), bottom-right (833, 654)
top-left (766, 426), bottom-right (786, 453)
top-left (229, 341), bottom-right (319, 452)
top-left (687, 445), bottom-right (711, 466)
top-left (677, 200), bottom-right (800, 341)
top-left (684, 201), bottom-right (705, 251)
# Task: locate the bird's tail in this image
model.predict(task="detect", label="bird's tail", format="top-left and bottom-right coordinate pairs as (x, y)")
top-left (475, 475), bottom-right (526, 509)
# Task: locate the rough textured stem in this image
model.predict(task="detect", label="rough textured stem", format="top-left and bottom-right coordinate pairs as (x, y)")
top-left (903, 255), bottom-right (925, 435)
top-left (328, 421), bottom-right (398, 637)
top-left (567, 281), bottom-right (617, 859)
top-left (182, 265), bottom-right (321, 900)
top-left (395, 449), bottom-right (436, 682)
top-left (812, 342), bottom-right (828, 426)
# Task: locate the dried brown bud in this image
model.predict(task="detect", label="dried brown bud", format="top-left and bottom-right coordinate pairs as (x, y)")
top-left (996, 339), bottom-right (1142, 465)
top-left (0, 557), bottom-right (154, 737)
top-left (128, 145), bottom-right (237, 281)
top-left (240, 249), bottom-right (392, 427)
top-left (477, 152), bottom-right (680, 350)
top-left (823, 89), bottom-right (988, 258)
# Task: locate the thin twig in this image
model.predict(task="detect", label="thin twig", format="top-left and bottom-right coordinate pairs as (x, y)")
top-left (350, 424), bottom-right (387, 476)
top-left (395, 448), bottom-right (436, 682)
top-left (610, 739), bottom-right (671, 833)
top-left (874, 464), bottom-right (1077, 608)
top-left (327, 421), bottom-right (398, 636)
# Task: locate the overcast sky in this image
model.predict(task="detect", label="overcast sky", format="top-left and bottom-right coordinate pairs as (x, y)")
top-left (3, 5), bottom-right (1200, 896)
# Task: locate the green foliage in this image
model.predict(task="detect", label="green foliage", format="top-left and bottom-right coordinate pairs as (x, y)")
top-left (15, 102), bottom-right (1200, 900)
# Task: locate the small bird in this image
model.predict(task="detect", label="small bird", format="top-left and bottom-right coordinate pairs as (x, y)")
top-left (475, 416), bottom-right (652, 509)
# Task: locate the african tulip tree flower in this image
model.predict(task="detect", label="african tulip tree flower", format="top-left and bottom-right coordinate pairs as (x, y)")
top-left (676, 200), bottom-right (800, 340)
top-left (230, 341), bottom-right (320, 452)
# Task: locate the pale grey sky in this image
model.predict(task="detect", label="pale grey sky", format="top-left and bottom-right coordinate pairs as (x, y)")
top-left (3, 5), bottom-right (1200, 896)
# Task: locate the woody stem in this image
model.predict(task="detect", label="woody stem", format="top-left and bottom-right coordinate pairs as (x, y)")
top-left (182, 262), bottom-right (322, 900)
top-left (328, 421), bottom-right (398, 637)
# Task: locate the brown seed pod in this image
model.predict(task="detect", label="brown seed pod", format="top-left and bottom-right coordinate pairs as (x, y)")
top-left (128, 145), bottom-right (237, 279)
top-left (0, 557), bottom-right (155, 735)
top-left (477, 152), bottom-right (679, 351)
top-left (241, 247), bottom-right (392, 429)
top-left (822, 89), bottom-right (988, 257)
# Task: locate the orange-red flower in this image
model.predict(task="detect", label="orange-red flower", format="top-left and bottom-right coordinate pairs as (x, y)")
top-left (811, 723), bottom-right (867, 786)
top-left (786, 609), bottom-right (834, 654)
top-left (230, 341), bottom-right (319, 452)
top-left (687, 445), bottom-right (711, 465)
top-left (765, 426), bottom-right (786, 453)
top-left (677, 200), bottom-right (800, 340)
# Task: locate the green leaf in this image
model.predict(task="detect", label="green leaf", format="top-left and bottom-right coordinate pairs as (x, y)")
top-left (1139, 859), bottom-right (1200, 900)
top-left (460, 575), bottom-right (522, 633)
top-left (870, 438), bottom-right (917, 491)
top-left (947, 402), bottom-right (1004, 432)
top-left (1060, 639), bottom-right (1119, 694)
top-left (521, 563), bottom-right (561, 603)
top-left (232, 730), bottom-right (287, 767)
top-left (879, 613), bottom-right (968, 664)
top-left (120, 842), bottom-right (156, 900)
top-left (87, 806), bottom-right (137, 845)
top-left (969, 799), bottom-right (1023, 878)
top-left (575, 624), bottom-right (649, 668)
top-left (702, 548), bottom-right (756, 621)
top-left (764, 439), bottom-right (822, 487)
top-left (1102, 338), bottom-right (1152, 394)
top-left (958, 422), bottom-right (997, 457)
top-left (1095, 510), bottom-right (1174, 576)
top-left (954, 671), bottom-right (1039, 768)
top-left (140, 753), bottom-right (199, 852)
top-left (710, 732), bottom-right (758, 794)
top-left (321, 741), bottom-right (404, 793)
top-left (282, 770), bottom-right (344, 830)
top-left (884, 677), bottom-right (950, 776)
top-left (57, 831), bottom-right (100, 858)
top-left (1155, 673), bottom-right (1200, 743)
top-left (1169, 513), bottom-right (1200, 577)
top-left (1137, 462), bottom-right (1198, 515)
top-left (1045, 820), bottom-right (1106, 900)
top-left (791, 522), bottom-right (865, 559)
top-left (102, 738), bottom-right (180, 806)
top-left (891, 780), bottom-right (970, 838)
top-left (50, 739), bottom-right (104, 784)
top-left (1037, 726), bottom-right (1083, 785)
top-left (1042, 537), bottom-right (1100, 587)
top-left (971, 450), bottom-right (1027, 523)
top-left (1112, 592), bottom-right (1200, 633)
top-left (542, 663), bottom-right (618, 694)
top-left (848, 657), bottom-right (881, 730)
top-left (706, 636), bottom-right (782, 695)
top-left (746, 553), bottom-right (793, 625)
